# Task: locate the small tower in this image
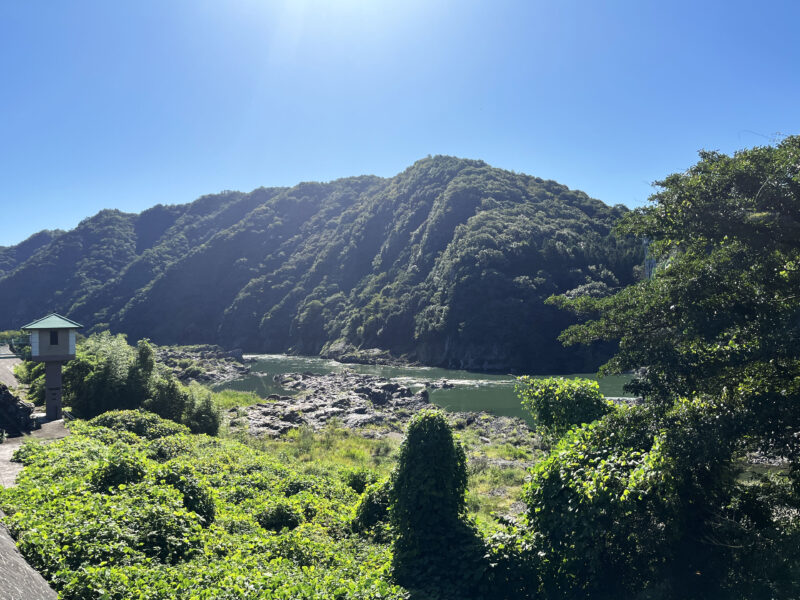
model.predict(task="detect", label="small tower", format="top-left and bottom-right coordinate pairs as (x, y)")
top-left (21, 313), bottom-right (82, 421)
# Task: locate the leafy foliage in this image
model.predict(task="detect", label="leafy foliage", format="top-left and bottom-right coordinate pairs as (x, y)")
top-left (89, 443), bottom-right (147, 490)
top-left (353, 478), bottom-right (391, 539)
top-left (516, 376), bottom-right (611, 438)
top-left (0, 414), bottom-right (406, 599)
top-left (524, 137), bottom-right (800, 598)
top-left (40, 333), bottom-right (221, 433)
top-left (181, 386), bottom-right (221, 435)
top-left (89, 410), bottom-right (189, 439)
top-left (389, 410), bottom-right (489, 597)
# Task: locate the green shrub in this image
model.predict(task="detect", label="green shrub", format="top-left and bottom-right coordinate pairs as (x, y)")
top-left (182, 388), bottom-right (220, 436)
top-left (145, 434), bottom-right (193, 462)
top-left (353, 478), bottom-right (391, 536)
top-left (143, 376), bottom-right (189, 424)
top-left (64, 333), bottom-right (138, 417)
top-left (256, 497), bottom-right (304, 532)
top-left (90, 444), bottom-right (147, 490)
top-left (157, 462), bottom-right (216, 526)
top-left (516, 376), bottom-right (611, 438)
top-left (518, 398), bottom-right (800, 600)
top-left (342, 466), bottom-right (378, 494)
top-left (90, 410), bottom-right (189, 439)
top-left (389, 410), bottom-right (489, 597)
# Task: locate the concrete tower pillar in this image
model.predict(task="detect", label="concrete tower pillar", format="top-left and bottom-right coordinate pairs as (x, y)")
top-left (44, 361), bottom-right (63, 421)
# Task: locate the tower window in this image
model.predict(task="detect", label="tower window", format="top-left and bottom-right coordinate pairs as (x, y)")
top-left (50, 330), bottom-right (59, 345)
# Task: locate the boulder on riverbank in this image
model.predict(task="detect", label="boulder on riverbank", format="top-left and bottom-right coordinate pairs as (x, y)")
top-left (154, 344), bottom-right (250, 385)
top-left (320, 340), bottom-right (416, 367)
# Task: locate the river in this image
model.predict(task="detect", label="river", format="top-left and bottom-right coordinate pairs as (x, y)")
top-left (213, 354), bottom-right (634, 422)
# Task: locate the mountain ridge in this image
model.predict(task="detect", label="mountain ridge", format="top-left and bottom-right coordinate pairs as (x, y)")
top-left (0, 156), bottom-right (642, 372)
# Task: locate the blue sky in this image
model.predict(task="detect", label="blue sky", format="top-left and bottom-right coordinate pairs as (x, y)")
top-left (1, 0), bottom-right (798, 246)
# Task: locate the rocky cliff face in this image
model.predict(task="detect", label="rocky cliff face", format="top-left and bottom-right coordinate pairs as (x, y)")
top-left (0, 383), bottom-right (34, 435)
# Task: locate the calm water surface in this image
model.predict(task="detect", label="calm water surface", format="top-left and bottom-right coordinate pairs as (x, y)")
top-left (214, 354), bottom-right (633, 421)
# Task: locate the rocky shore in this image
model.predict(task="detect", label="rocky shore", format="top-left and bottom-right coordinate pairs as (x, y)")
top-left (237, 370), bottom-right (535, 445)
top-left (154, 344), bottom-right (250, 385)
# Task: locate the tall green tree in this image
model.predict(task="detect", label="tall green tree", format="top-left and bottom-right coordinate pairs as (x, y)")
top-left (524, 137), bottom-right (800, 599)
top-left (553, 136), bottom-right (800, 455)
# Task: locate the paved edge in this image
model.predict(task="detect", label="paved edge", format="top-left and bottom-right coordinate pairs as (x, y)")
top-left (0, 510), bottom-right (58, 600)
top-left (0, 345), bottom-right (22, 389)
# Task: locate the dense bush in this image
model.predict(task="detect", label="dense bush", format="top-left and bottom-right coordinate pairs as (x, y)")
top-left (181, 387), bottom-right (220, 436)
top-left (536, 138), bottom-right (800, 599)
top-left (255, 497), bottom-right (304, 532)
top-left (90, 410), bottom-right (189, 439)
top-left (0, 414), bottom-right (406, 599)
top-left (89, 443), bottom-right (147, 490)
top-left (353, 478), bottom-right (391, 536)
top-left (516, 376), bottom-right (611, 439)
top-left (342, 466), bottom-right (379, 495)
top-left (157, 462), bottom-right (216, 526)
top-left (389, 410), bottom-right (489, 598)
top-left (516, 397), bottom-right (800, 599)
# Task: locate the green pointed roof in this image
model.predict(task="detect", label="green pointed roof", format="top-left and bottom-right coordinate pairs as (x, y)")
top-left (21, 313), bottom-right (83, 330)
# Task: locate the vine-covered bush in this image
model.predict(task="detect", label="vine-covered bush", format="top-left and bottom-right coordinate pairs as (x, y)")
top-left (157, 462), bottom-right (216, 526)
top-left (516, 376), bottom-right (611, 438)
top-left (255, 497), bottom-right (304, 532)
top-left (342, 466), bottom-right (379, 495)
top-left (89, 443), bottom-right (147, 490)
top-left (90, 410), bottom-right (190, 439)
top-left (520, 399), bottom-right (800, 600)
top-left (353, 478), bottom-right (391, 537)
top-left (389, 410), bottom-right (489, 598)
top-left (0, 414), bottom-right (406, 599)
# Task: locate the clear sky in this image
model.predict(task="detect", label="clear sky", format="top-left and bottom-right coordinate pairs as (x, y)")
top-left (1, 0), bottom-right (798, 246)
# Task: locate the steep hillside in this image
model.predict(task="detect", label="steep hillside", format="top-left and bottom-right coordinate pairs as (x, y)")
top-left (0, 157), bottom-right (643, 372)
top-left (0, 229), bottom-right (63, 278)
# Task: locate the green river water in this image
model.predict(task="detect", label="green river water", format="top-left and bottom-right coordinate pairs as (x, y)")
top-left (214, 354), bottom-right (633, 422)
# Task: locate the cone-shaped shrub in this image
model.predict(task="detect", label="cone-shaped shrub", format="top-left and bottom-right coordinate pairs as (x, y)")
top-left (390, 410), bottom-right (487, 595)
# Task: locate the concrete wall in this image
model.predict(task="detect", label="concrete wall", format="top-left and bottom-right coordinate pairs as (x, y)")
top-left (31, 329), bottom-right (72, 359)
top-left (0, 512), bottom-right (57, 599)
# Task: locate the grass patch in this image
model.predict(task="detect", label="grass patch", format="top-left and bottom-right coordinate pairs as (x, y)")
top-left (232, 421), bottom-right (401, 478)
top-left (211, 388), bottom-right (263, 410)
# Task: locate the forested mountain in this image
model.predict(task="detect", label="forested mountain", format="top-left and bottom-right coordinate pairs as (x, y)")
top-left (0, 156), bottom-right (642, 372)
top-left (0, 229), bottom-right (63, 278)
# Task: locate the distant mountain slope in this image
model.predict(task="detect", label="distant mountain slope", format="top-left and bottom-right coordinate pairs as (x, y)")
top-left (0, 229), bottom-right (63, 278)
top-left (0, 157), bottom-right (643, 372)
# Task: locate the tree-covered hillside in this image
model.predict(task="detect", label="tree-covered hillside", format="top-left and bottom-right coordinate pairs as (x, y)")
top-left (0, 157), bottom-right (642, 372)
top-left (0, 229), bottom-right (63, 278)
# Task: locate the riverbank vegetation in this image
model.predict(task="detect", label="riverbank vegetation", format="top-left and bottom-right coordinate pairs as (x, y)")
top-left (521, 136), bottom-right (800, 598)
top-left (15, 333), bottom-right (220, 435)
